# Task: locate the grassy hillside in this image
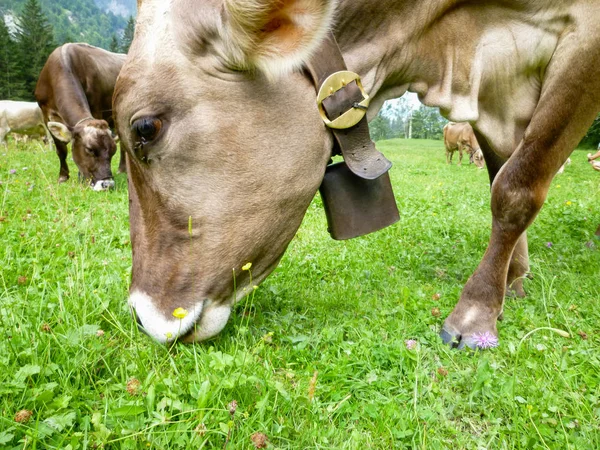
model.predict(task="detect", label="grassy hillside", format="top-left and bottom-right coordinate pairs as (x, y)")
top-left (0, 138), bottom-right (599, 448)
top-left (1, 0), bottom-right (129, 49)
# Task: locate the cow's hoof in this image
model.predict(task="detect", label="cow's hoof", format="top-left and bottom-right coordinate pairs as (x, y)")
top-left (506, 278), bottom-right (527, 298)
top-left (440, 326), bottom-right (478, 350)
top-left (440, 323), bottom-right (500, 351)
top-left (440, 326), bottom-right (462, 348)
top-left (58, 175), bottom-right (69, 183)
top-left (440, 326), bottom-right (482, 350)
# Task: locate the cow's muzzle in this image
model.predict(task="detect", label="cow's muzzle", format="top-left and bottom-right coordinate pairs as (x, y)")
top-left (91, 178), bottom-right (115, 191)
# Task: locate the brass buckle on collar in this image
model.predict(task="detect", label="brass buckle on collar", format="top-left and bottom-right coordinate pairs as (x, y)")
top-left (317, 70), bottom-right (370, 129)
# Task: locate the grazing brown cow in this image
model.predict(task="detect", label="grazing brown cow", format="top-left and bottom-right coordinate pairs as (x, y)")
top-left (114, 0), bottom-right (600, 347)
top-left (443, 122), bottom-right (481, 166)
top-left (36, 43), bottom-right (126, 190)
top-left (0, 101), bottom-right (50, 146)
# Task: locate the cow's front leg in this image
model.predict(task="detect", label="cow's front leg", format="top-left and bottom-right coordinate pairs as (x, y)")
top-left (446, 150), bottom-right (452, 164)
top-left (457, 147), bottom-right (463, 165)
top-left (506, 232), bottom-right (529, 298)
top-left (441, 164), bottom-right (549, 349)
top-left (0, 128), bottom-right (8, 147)
top-left (53, 137), bottom-right (70, 182)
top-left (442, 30), bottom-right (600, 349)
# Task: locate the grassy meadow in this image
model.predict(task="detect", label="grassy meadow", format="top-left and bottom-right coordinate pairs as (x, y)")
top-left (0, 138), bottom-right (599, 449)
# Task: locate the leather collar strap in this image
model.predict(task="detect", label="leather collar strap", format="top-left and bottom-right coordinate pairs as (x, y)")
top-left (305, 33), bottom-right (392, 180)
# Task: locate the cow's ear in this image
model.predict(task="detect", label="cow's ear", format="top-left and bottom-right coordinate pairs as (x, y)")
top-left (222, 0), bottom-right (335, 78)
top-left (48, 122), bottom-right (72, 143)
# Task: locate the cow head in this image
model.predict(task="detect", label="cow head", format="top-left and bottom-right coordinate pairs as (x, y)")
top-left (114, 0), bottom-right (337, 343)
top-left (48, 119), bottom-right (117, 190)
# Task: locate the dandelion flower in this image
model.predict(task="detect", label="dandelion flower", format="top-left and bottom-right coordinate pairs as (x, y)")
top-left (242, 262), bottom-right (252, 271)
top-left (472, 331), bottom-right (499, 349)
top-left (565, 201), bottom-right (572, 206)
top-left (172, 307), bottom-right (188, 319)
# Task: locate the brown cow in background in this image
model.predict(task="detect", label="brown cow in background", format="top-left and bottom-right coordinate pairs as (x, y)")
top-left (443, 122), bottom-right (484, 168)
top-left (36, 43), bottom-right (126, 190)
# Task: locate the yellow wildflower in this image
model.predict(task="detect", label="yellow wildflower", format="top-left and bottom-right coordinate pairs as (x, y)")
top-left (165, 332), bottom-right (173, 339)
top-left (242, 262), bottom-right (252, 271)
top-left (565, 201), bottom-right (572, 206)
top-left (172, 307), bottom-right (188, 319)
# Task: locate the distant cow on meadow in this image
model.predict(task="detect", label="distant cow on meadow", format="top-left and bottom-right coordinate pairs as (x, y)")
top-left (443, 122), bottom-right (483, 167)
top-left (588, 148), bottom-right (600, 172)
top-left (35, 43), bottom-right (126, 190)
top-left (0, 101), bottom-right (50, 146)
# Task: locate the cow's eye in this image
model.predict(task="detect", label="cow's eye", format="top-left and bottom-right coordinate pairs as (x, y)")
top-left (131, 117), bottom-right (162, 144)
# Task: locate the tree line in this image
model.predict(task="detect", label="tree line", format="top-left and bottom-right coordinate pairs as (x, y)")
top-left (369, 98), bottom-right (600, 148)
top-left (369, 99), bottom-right (447, 142)
top-left (0, 0), bottom-right (134, 101)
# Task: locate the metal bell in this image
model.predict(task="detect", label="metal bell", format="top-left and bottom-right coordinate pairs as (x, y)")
top-left (319, 162), bottom-right (400, 240)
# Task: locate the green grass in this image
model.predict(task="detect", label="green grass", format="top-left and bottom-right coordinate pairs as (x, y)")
top-left (1, 138), bottom-right (599, 449)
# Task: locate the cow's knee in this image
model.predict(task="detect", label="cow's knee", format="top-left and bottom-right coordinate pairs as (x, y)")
top-left (490, 174), bottom-right (545, 238)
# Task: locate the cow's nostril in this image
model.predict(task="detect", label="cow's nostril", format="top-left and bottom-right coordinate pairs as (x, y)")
top-left (92, 179), bottom-right (115, 191)
top-left (102, 180), bottom-right (115, 189)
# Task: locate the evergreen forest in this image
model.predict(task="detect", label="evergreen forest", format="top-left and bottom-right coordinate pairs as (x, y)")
top-left (0, 0), bottom-right (135, 101)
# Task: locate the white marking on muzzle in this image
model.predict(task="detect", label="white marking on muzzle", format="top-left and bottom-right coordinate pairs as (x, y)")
top-left (129, 290), bottom-right (204, 343)
top-left (92, 179), bottom-right (115, 191)
top-left (187, 300), bottom-right (231, 342)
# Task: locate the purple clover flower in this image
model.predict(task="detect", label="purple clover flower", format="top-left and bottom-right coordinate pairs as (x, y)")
top-left (545, 242), bottom-right (553, 248)
top-left (9, 169), bottom-right (16, 174)
top-left (405, 339), bottom-right (417, 350)
top-left (472, 331), bottom-right (499, 349)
